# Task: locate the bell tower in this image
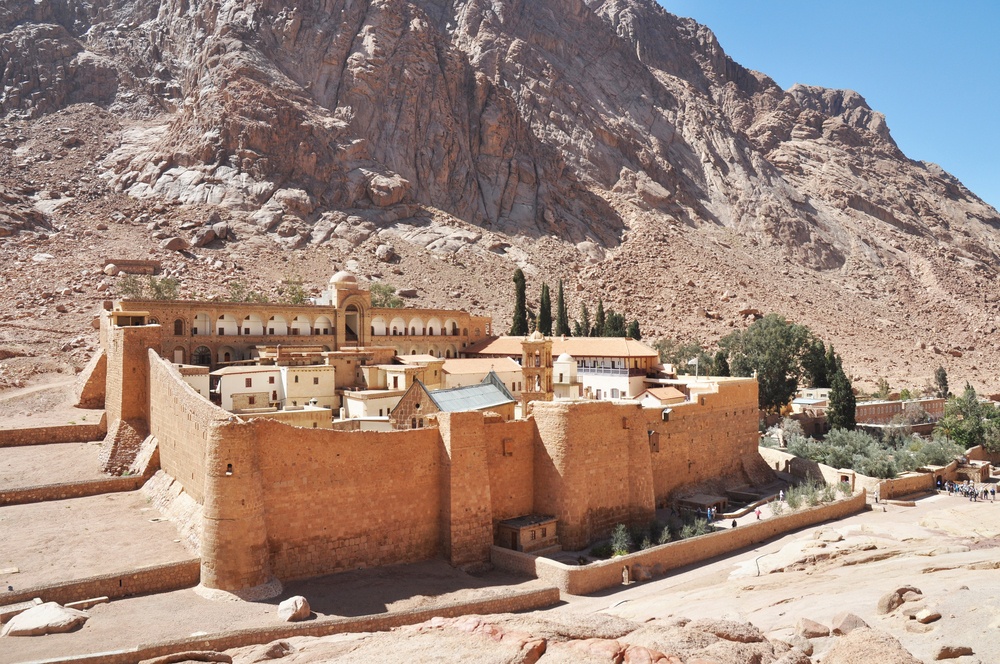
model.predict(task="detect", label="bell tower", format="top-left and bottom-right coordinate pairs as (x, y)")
top-left (520, 331), bottom-right (553, 408)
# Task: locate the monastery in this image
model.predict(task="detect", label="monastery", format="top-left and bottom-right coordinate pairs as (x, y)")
top-left (76, 272), bottom-right (774, 593)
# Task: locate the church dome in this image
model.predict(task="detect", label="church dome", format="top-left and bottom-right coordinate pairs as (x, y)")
top-left (330, 270), bottom-right (358, 286)
top-left (556, 353), bottom-right (574, 362)
top-left (528, 330), bottom-right (545, 341)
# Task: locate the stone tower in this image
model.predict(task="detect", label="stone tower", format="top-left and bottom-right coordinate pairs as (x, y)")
top-left (520, 331), bottom-right (553, 408)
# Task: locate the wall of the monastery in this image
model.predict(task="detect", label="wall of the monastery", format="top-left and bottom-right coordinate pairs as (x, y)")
top-left (483, 419), bottom-right (536, 527)
top-left (149, 351), bottom-right (233, 505)
top-left (106, 325), bottom-right (162, 428)
top-left (645, 380), bottom-right (759, 504)
top-left (0, 476), bottom-right (145, 506)
top-left (248, 420), bottom-right (443, 580)
top-left (531, 401), bottom-right (655, 551)
top-left (74, 349), bottom-right (107, 409)
top-left (492, 490), bottom-right (867, 595)
top-left (241, 408), bottom-right (332, 429)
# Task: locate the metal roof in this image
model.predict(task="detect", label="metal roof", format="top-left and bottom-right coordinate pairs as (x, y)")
top-left (428, 379), bottom-right (515, 412)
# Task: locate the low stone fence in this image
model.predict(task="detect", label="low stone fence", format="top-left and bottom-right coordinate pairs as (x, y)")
top-left (2, 559), bottom-right (201, 609)
top-left (35, 585), bottom-right (561, 664)
top-left (0, 420), bottom-right (107, 447)
top-left (0, 476), bottom-right (146, 506)
top-left (493, 490), bottom-right (867, 595)
top-left (856, 472), bottom-right (935, 500)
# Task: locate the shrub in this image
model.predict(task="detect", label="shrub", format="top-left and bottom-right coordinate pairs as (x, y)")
top-left (786, 488), bottom-right (803, 509)
top-left (610, 524), bottom-right (632, 556)
top-left (657, 527), bottom-right (673, 545)
top-left (771, 500), bottom-right (785, 516)
top-left (641, 536), bottom-right (653, 550)
top-left (117, 274), bottom-right (144, 299)
top-left (678, 518), bottom-right (710, 540)
top-left (837, 481), bottom-right (853, 497)
top-left (589, 542), bottom-right (612, 559)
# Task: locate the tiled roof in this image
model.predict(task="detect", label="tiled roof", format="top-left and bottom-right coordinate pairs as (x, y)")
top-left (442, 357), bottom-right (522, 375)
top-left (465, 336), bottom-right (659, 359)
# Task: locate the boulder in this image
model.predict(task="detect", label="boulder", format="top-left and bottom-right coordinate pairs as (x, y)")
top-left (822, 628), bottom-right (920, 664)
top-left (914, 608), bottom-right (941, 624)
top-left (277, 595), bottom-right (311, 622)
top-left (686, 618), bottom-right (764, 643)
top-left (375, 243), bottom-right (397, 263)
top-left (830, 612), bottom-right (867, 635)
top-left (795, 618), bottom-right (829, 638)
top-left (397, 288), bottom-right (418, 298)
top-left (785, 634), bottom-right (813, 656)
top-left (934, 645), bottom-right (973, 660)
top-left (1, 602), bottom-right (88, 636)
top-left (366, 172), bottom-right (410, 207)
top-left (103, 263), bottom-right (119, 276)
top-left (876, 590), bottom-right (903, 614)
top-left (191, 228), bottom-right (216, 247)
top-left (159, 236), bottom-right (189, 252)
top-left (212, 221), bottom-right (229, 240)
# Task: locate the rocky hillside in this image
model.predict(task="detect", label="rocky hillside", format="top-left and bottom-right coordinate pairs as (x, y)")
top-left (2, 0), bottom-right (999, 392)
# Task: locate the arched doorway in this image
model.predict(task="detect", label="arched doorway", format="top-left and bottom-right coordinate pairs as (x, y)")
top-left (192, 346), bottom-right (212, 366)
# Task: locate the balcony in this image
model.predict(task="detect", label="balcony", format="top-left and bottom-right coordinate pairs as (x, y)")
top-left (577, 366), bottom-right (649, 377)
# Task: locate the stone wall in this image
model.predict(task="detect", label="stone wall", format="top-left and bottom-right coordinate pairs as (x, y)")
top-left (645, 379), bottom-right (760, 505)
top-left (251, 419), bottom-right (443, 580)
top-left (149, 351), bottom-right (232, 504)
top-left (531, 400), bottom-right (655, 551)
top-left (74, 349), bottom-right (107, 409)
top-left (0, 476), bottom-right (145, 506)
top-left (0, 421), bottom-right (107, 447)
top-left (492, 490), bottom-right (867, 595)
top-left (484, 417), bottom-right (536, 529)
top-left (3, 560), bottom-right (200, 607)
top-left (40, 586), bottom-right (559, 664)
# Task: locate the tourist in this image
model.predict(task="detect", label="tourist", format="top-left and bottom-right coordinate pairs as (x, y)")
top-left (732, 519), bottom-right (738, 528)
top-left (779, 489), bottom-right (785, 501)
top-left (755, 508), bottom-right (761, 520)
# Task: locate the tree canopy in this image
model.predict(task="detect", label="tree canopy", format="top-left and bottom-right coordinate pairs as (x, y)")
top-left (826, 368), bottom-right (856, 431)
top-left (510, 269), bottom-right (528, 336)
top-left (718, 314), bottom-right (812, 413)
top-left (537, 283), bottom-right (552, 335)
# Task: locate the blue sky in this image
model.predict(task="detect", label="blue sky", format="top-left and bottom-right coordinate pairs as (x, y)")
top-left (662, 1), bottom-right (1000, 212)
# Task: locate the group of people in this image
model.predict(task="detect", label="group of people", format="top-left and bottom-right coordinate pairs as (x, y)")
top-left (944, 479), bottom-right (995, 502)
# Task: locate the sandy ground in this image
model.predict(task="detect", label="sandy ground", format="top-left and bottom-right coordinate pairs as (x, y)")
top-left (0, 374), bottom-right (103, 429)
top-left (0, 561), bottom-right (545, 663)
top-left (0, 441), bottom-right (106, 489)
top-left (0, 491), bottom-right (193, 592)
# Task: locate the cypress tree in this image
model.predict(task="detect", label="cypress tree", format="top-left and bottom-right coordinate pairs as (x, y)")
top-left (537, 283), bottom-right (552, 335)
top-left (555, 280), bottom-right (571, 336)
top-left (827, 368), bottom-right (856, 431)
top-left (510, 269), bottom-right (529, 336)
top-left (574, 303), bottom-right (590, 338)
top-left (627, 319), bottom-right (641, 340)
top-left (594, 299), bottom-right (606, 337)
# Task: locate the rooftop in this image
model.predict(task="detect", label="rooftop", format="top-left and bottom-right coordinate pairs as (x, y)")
top-left (442, 357), bottom-right (522, 375)
top-left (465, 335), bottom-right (659, 359)
top-left (428, 380), bottom-right (516, 413)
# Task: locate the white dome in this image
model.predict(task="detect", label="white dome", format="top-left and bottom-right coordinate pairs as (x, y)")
top-left (528, 330), bottom-right (545, 341)
top-left (330, 270), bottom-right (357, 285)
top-left (556, 353), bottom-right (575, 362)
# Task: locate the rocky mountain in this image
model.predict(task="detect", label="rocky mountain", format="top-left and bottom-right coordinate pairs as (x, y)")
top-left (2, 0), bottom-right (999, 392)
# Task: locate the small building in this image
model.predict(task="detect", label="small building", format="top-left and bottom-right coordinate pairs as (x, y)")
top-left (342, 389), bottom-right (406, 419)
top-left (552, 352), bottom-right (583, 400)
top-left (177, 364), bottom-right (210, 398)
top-left (389, 371), bottom-right (517, 429)
top-left (442, 357), bottom-right (523, 398)
top-left (639, 386), bottom-right (688, 408)
top-left (496, 515), bottom-right (558, 553)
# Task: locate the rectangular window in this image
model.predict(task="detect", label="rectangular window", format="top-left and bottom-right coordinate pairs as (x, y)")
top-left (313, 377), bottom-right (319, 385)
top-left (219, 328), bottom-right (225, 335)
top-left (248, 395), bottom-right (256, 405)
top-left (268, 328), bottom-right (275, 335)
top-left (269, 376), bottom-right (275, 384)
top-left (530, 530), bottom-right (536, 541)
top-left (294, 375), bottom-right (299, 383)
top-left (541, 527), bottom-right (547, 538)
top-left (245, 378), bottom-right (252, 388)
top-left (244, 328), bottom-right (250, 335)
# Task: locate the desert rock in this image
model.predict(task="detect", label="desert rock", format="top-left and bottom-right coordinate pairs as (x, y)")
top-left (277, 595), bottom-right (310, 622)
top-left (1, 602), bottom-right (88, 637)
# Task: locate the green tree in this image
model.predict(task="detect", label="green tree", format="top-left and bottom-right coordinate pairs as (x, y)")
top-left (825, 344), bottom-right (842, 382)
top-left (719, 314), bottom-right (812, 413)
top-left (938, 383), bottom-right (990, 449)
top-left (899, 388), bottom-right (913, 401)
top-left (827, 368), bottom-right (856, 431)
top-left (593, 299), bottom-right (606, 337)
top-left (147, 276), bottom-right (179, 300)
top-left (713, 350), bottom-right (730, 377)
top-left (604, 310), bottom-right (627, 337)
top-left (934, 366), bottom-right (950, 399)
top-left (555, 280), bottom-right (571, 336)
top-left (537, 283), bottom-right (552, 335)
top-left (874, 377), bottom-right (891, 400)
top-left (370, 282), bottom-right (403, 308)
top-left (627, 319), bottom-right (641, 340)
top-left (282, 282), bottom-right (308, 305)
top-left (117, 274), bottom-right (145, 299)
top-left (574, 303), bottom-right (591, 338)
top-left (510, 269), bottom-right (529, 336)
top-left (801, 340), bottom-right (828, 388)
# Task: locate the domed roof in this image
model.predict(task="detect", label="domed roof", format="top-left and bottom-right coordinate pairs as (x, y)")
top-left (528, 330), bottom-right (545, 341)
top-left (556, 352), bottom-right (575, 362)
top-left (330, 270), bottom-right (358, 285)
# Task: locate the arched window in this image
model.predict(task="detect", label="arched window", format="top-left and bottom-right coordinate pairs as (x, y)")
top-left (174, 319), bottom-right (184, 336)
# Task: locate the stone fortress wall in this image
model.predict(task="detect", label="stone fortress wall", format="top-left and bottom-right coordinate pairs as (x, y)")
top-left (119, 343), bottom-right (766, 592)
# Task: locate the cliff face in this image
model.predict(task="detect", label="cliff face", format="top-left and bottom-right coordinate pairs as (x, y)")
top-left (2, 0), bottom-right (1000, 389)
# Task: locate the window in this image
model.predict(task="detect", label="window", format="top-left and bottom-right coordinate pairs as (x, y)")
top-left (248, 395), bottom-right (256, 405)
top-left (268, 327), bottom-right (275, 334)
top-left (268, 376), bottom-right (275, 384)
top-left (294, 375), bottom-right (299, 383)
top-left (244, 328), bottom-right (250, 335)
top-left (379, 409), bottom-right (383, 417)
top-left (530, 530), bottom-right (536, 541)
top-left (411, 417), bottom-right (417, 429)
top-left (313, 377), bottom-right (319, 385)
top-left (418, 418), bottom-right (424, 428)
top-left (219, 328), bottom-right (225, 335)
top-left (245, 378), bottom-right (252, 388)
top-left (174, 319), bottom-right (184, 336)
top-left (272, 391), bottom-right (277, 400)
top-left (393, 376), bottom-right (399, 389)
top-left (541, 527), bottom-right (547, 538)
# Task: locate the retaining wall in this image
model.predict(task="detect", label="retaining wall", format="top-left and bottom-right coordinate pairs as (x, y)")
top-left (0, 476), bottom-right (145, 506)
top-left (0, 421), bottom-right (107, 448)
top-left (35, 585), bottom-right (560, 664)
top-left (493, 490), bottom-right (867, 595)
top-left (2, 560), bottom-right (200, 608)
